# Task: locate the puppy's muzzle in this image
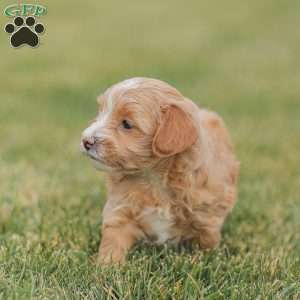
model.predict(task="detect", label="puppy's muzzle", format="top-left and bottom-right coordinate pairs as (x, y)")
top-left (82, 137), bottom-right (95, 151)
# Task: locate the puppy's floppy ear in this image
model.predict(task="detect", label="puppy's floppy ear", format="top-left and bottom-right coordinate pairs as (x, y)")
top-left (152, 104), bottom-right (198, 157)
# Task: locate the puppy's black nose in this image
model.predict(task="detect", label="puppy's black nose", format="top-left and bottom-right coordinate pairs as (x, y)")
top-left (82, 137), bottom-right (95, 151)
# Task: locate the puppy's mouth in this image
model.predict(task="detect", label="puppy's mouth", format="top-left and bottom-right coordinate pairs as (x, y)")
top-left (86, 151), bottom-right (105, 164)
top-left (87, 152), bottom-right (101, 161)
top-left (80, 142), bottom-right (105, 162)
top-left (81, 148), bottom-right (112, 172)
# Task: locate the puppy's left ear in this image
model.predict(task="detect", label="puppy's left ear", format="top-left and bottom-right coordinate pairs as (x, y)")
top-left (152, 104), bottom-right (198, 157)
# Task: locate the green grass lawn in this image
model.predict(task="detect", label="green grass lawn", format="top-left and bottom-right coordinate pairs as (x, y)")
top-left (0, 0), bottom-right (299, 299)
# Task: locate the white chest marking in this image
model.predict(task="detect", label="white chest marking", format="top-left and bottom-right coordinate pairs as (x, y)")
top-left (141, 207), bottom-right (174, 244)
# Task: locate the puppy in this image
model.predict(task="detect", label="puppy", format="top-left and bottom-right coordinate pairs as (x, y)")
top-left (81, 77), bottom-right (239, 264)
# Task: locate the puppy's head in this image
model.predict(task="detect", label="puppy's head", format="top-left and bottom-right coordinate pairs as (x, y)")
top-left (81, 78), bottom-right (198, 172)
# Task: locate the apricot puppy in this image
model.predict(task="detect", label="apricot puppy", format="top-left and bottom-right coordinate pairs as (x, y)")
top-left (81, 77), bottom-right (239, 264)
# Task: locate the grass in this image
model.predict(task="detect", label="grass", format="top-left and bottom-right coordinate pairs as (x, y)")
top-left (0, 0), bottom-right (300, 299)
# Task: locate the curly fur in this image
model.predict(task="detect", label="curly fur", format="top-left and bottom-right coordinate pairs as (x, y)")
top-left (81, 77), bottom-right (240, 264)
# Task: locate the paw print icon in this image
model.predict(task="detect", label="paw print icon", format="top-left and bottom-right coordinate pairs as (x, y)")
top-left (4, 16), bottom-right (45, 48)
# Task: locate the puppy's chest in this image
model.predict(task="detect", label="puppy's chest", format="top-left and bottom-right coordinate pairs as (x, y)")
top-left (138, 206), bottom-right (177, 244)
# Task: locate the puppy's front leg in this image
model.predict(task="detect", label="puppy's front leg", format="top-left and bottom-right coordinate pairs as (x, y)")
top-left (98, 221), bottom-right (142, 265)
top-left (198, 226), bottom-right (221, 250)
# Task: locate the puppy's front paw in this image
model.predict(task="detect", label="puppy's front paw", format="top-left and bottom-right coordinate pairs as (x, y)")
top-left (97, 246), bottom-right (126, 265)
top-left (97, 222), bottom-right (141, 265)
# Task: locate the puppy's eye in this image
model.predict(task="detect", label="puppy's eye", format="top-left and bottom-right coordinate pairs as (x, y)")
top-left (122, 119), bottom-right (132, 129)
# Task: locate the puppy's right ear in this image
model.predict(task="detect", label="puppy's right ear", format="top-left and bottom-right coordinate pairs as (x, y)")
top-left (152, 104), bottom-right (198, 157)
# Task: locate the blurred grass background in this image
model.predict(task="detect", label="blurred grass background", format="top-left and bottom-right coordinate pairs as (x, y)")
top-left (0, 0), bottom-right (299, 299)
